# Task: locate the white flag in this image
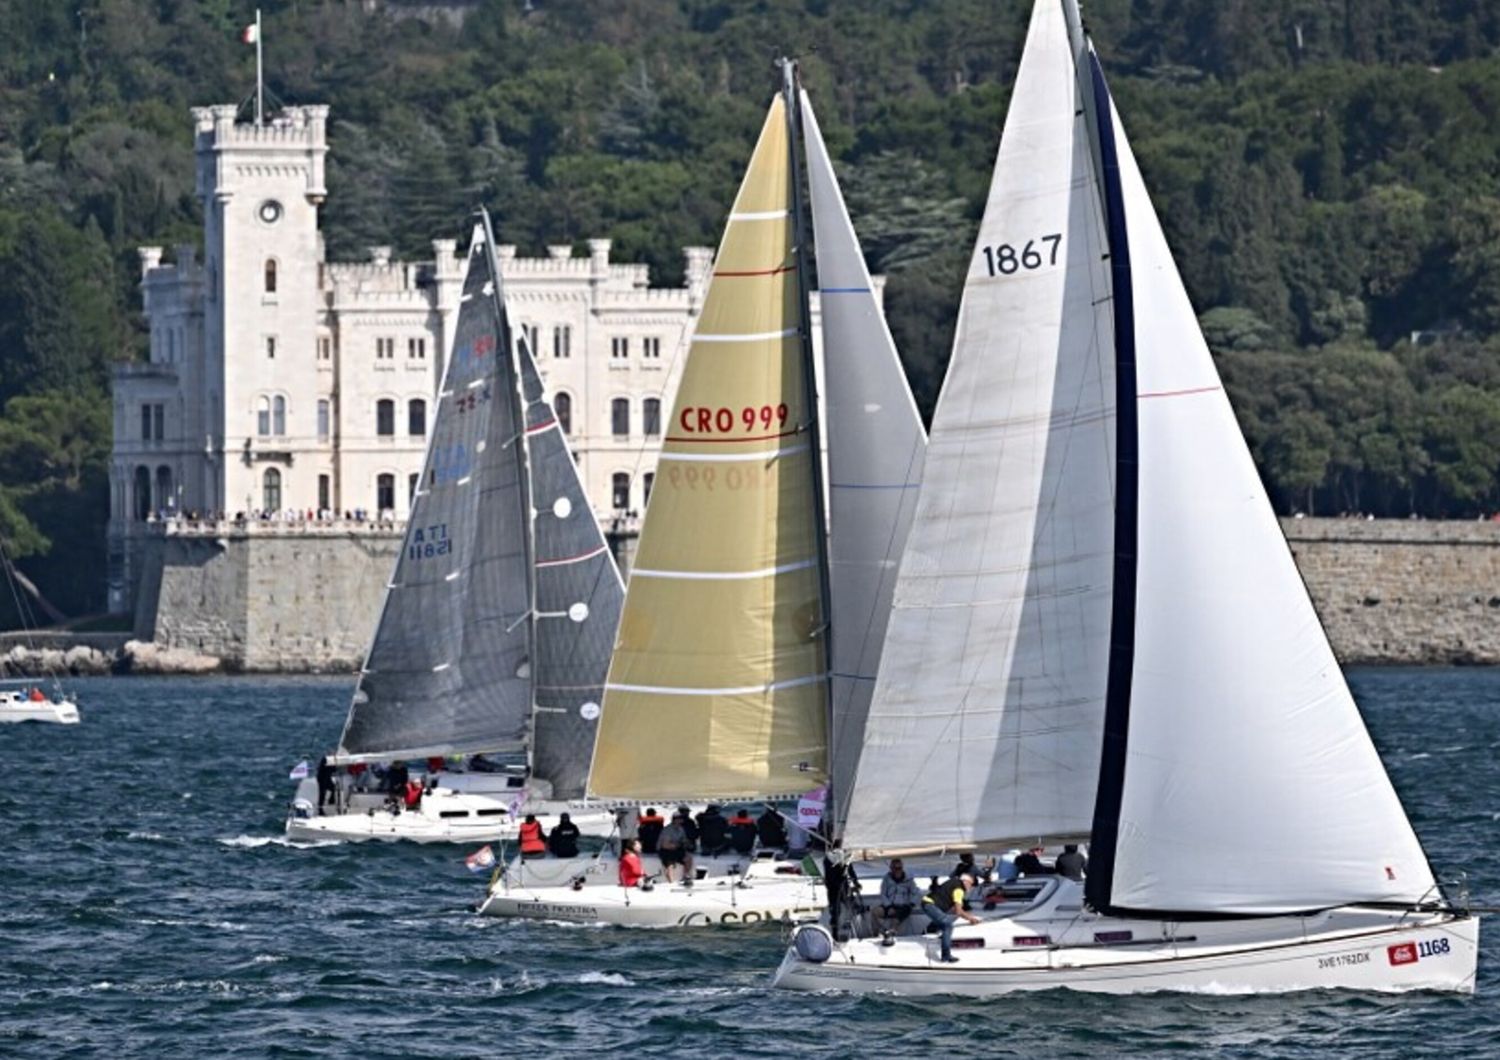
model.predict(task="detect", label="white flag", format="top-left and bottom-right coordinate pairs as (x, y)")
top-left (241, 23), bottom-right (259, 44)
top-left (288, 759), bottom-right (309, 781)
top-left (466, 845), bottom-right (496, 873)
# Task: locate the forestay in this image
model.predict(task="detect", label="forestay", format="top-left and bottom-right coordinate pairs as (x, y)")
top-left (1084, 73), bottom-right (1437, 914)
top-left (588, 95), bottom-right (829, 801)
top-left (799, 90), bottom-right (927, 839)
top-left (518, 336), bottom-right (625, 801)
top-left (840, 0), bottom-right (1116, 855)
top-left (336, 227), bottom-right (533, 763)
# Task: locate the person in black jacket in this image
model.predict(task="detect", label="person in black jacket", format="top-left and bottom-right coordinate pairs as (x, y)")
top-left (756, 807), bottom-right (788, 851)
top-left (1015, 846), bottom-right (1054, 876)
top-left (696, 805), bottom-right (730, 856)
top-left (727, 808), bottom-right (757, 855)
top-left (637, 807), bottom-right (665, 854)
top-left (547, 812), bottom-right (581, 858)
top-left (1055, 844), bottom-right (1087, 880)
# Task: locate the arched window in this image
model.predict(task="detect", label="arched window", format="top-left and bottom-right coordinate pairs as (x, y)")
top-left (264, 259), bottom-right (277, 294)
top-left (376, 473), bottom-right (395, 513)
top-left (155, 466), bottom-right (173, 512)
top-left (555, 392), bottom-right (572, 435)
top-left (610, 398), bottom-right (629, 437)
top-left (642, 472), bottom-right (655, 506)
top-left (611, 472), bottom-right (630, 510)
top-left (272, 395), bottom-right (286, 436)
top-left (256, 396), bottom-right (271, 437)
top-left (263, 468), bottom-right (282, 512)
top-left (133, 466), bottom-right (152, 521)
top-left (376, 399), bottom-right (395, 437)
top-left (642, 397), bottom-right (661, 437)
top-left (408, 398), bottom-right (426, 437)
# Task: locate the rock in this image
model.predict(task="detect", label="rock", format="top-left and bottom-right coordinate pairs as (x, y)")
top-left (119, 640), bottom-right (222, 675)
top-left (63, 645), bottom-right (111, 676)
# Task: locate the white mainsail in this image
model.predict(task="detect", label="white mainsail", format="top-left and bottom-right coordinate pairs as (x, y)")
top-left (1086, 85), bottom-right (1437, 914)
top-left (799, 91), bottom-right (927, 838)
top-left (840, 0), bottom-right (1116, 855)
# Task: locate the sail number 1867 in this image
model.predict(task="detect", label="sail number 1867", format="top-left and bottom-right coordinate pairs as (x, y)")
top-left (982, 234), bottom-right (1063, 276)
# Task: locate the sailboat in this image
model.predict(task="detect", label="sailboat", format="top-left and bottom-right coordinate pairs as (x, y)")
top-left (478, 66), bottom-right (927, 926)
top-left (286, 211), bottom-right (626, 844)
top-left (0, 541), bottom-right (79, 725)
top-left (774, 0), bottom-right (1479, 994)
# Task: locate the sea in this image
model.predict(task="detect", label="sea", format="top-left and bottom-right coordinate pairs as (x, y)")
top-left (0, 668), bottom-right (1495, 1058)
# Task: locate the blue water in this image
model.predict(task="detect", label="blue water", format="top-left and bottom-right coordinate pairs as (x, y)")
top-left (0, 669), bottom-right (1495, 1058)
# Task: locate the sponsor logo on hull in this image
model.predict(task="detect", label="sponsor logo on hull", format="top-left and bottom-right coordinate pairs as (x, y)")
top-left (678, 906), bottom-right (822, 927)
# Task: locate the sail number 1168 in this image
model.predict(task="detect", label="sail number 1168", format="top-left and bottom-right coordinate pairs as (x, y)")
top-left (982, 234), bottom-right (1063, 276)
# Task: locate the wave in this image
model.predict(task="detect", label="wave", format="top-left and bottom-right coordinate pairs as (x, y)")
top-left (217, 834), bottom-right (340, 849)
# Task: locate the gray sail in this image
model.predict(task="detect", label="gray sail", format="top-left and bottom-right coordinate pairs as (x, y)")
top-left (336, 225), bottom-right (533, 762)
top-left (518, 335), bottom-right (625, 800)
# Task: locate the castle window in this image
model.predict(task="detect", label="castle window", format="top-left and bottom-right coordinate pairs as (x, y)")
top-left (318, 474), bottom-right (331, 512)
top-left (376, 473), bottom-right (395, 513)
top-left (527, 324), bottom-right (538, 353)
top-left (377, 337), bottom-right (395, 360)
top-left (644, 337), bottom-right (661, 359)
top-left (156, 466), bottom-right (173, 512)
top-left (408, 398), bottom-right (427, 437)
top-left (376, 399), bottom-right (395, 437)
top-left (272, 396), bottom-right (286, 437)
top-left (134, 466), bottom-right (151, 521)
top-left (264, 259), bottom-right (277, 294)
top-left (554, 392), bottom-right (572, 436)
top-left (642, 472), bottom-right (654, 506)
top-left (408, 337), bottom-right (426, 360)
top-left (612, 472), bottom-right (630, 510)
top-left (318, 336), bottom-right (332, 361)
top-left (554, 325), bottom-right (571, 359)
top-left (611, 337), bottom-right (629, 359)
top-left (153, 404), bottom-right (165, 440)
top-left (643, 398), bottom-right (661, 437)
top-left (140, 404), bottom-right (152, 442)
top-left (262, 468), bottom-right (282, 513)
top-left (257, 396), bottom-right (271, 437)
top-left (317, 399), bottom-right (331, 441)
top-left (611, 398), bottom-right (629, 437)
top-left (266, 336), bottom-right (277, 359)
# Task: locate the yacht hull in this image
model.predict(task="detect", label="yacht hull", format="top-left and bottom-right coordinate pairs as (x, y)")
top-left (774, 906), bottom-right (1479, 996)
top-left (0, 698), bottom-right (79, 724)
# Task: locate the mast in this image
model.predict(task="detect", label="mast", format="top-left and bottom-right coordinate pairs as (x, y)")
top-left (778, 57), bottom-right (838, 833)
top-left (478, 206), bottom-right (540, 781)
top-left (254, 8), bottom-right (264, 125)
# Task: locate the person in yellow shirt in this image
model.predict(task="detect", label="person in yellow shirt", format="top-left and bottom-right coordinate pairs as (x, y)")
top-left (920, 872), bottom-right (981, 963)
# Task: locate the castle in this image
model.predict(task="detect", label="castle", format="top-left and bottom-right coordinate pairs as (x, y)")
top-left (106, 101), bottom-right (835, 645)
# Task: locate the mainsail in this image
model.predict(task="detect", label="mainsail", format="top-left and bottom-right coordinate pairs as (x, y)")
top-left (336, 223), bottom-right (533, 763)
top-left (518, 336), bottom-right (625, 801)
top-left (840, 0), bottom-right (1116, 855)
top-left (1077, 30), bottom-right (1437, 915)
top-left (588, 93), bottom-right (830, 801)
top-left (799, 91), bottom-right (927, 839)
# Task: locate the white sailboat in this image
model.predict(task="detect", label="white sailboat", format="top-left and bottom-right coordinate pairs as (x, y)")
top-left (287, 211), bottom-right (626, 844)
top-left (775, 0), bottom-right (1478, 994)
top-left (478, 65), bottom-right (926, 926)
top-left (0, 542), bottom-right (79, 725)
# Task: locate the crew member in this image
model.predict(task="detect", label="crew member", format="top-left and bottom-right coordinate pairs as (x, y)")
top-left (921, 872), bottom-right (981, 963)
top-left (1055, 843), bottom-right (1088, 881)
top-left (696, 805), bottom-right (729, 857)
top-left (756, 806), bottom-right (788, 851)
top-left (518, 814), bottom-right (547, 860)
top-left (618, 839), bottom-right (646, 889)
top-left (727, 808), bottom-right (757, 855)
top-left (402, 778), bottom-right (424, 811)
top-left (316, 755), bottom-right (337, 814)
top-left (637, 807), bottom-right (666, 854)
top-left (548, 812), bottom-right (581, 858)
top-left (872, 858), bottom-right (920, 934)
top-left (657, 812), bottom-right (690, 884)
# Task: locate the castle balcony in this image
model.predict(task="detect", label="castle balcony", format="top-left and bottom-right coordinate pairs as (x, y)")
top-left (113, 362), bottom-right (180, 383)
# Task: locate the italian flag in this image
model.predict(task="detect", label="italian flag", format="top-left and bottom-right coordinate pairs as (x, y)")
top-left (241, 23), bottom-right (259, 44)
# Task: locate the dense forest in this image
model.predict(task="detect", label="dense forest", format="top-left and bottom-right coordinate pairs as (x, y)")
top-left (1, 0), bottom-right (1499, 621)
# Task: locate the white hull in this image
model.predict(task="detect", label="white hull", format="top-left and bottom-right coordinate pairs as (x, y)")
top-left (479, 858), bottom-right (825, 928)
top-left (0, 696), bottom-right (79, 724)
top-left (284, 779), bottom-right (617, 845)
top-left (774, 880), bottom-right (1479, 996)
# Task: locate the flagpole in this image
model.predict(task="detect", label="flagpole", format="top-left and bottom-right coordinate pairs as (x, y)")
top-left (255, 8), bottom-right (264, 125)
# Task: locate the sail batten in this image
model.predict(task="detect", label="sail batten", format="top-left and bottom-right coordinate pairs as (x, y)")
top-left (587, 95), bottom-right (829, 802)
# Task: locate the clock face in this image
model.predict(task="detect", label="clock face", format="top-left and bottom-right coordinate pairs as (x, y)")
top-left (258, 200), bottom-right (283, 224)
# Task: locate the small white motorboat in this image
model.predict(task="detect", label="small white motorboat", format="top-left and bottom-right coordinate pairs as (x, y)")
top-left (0, 686), bottom-right (79, 725)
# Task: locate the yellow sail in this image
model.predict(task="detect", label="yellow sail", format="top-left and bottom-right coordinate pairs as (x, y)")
top-left (588, 95), bottom-right (828, 800)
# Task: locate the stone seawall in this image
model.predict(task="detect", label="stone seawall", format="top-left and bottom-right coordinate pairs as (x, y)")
top-left (1284, 517), bottom-right (1500, 665)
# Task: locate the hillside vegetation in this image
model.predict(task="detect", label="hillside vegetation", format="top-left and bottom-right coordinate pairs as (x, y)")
top-left (1, 0), bottom-right (1499, 618)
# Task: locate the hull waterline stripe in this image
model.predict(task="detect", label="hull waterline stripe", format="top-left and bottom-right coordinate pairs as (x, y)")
top-left (657, 444), bottom-right (808, 463)
top-left (631, 558), bottom-right (817, 580)
top-left (535, 544), bottom-right (609, 569)
top-left (693, 328), bottom-right (798, 343)
top-left (607, 673), bottom-right (826, 697)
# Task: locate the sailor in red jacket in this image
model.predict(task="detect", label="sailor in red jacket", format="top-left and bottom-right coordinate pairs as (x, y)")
top-left (618, 838), bottom-right (646, 889)
top-left (518, 814), bottom-right (547, 859)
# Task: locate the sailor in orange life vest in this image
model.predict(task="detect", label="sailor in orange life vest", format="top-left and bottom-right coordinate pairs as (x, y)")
top-left (518, 814), bottom-right (547, 859)
top-left (402, 778), bottom-right (424, 810)
top-left (28, 687), bottom-right (45, 703)
top-left (618, 838), bottom-right (646, 889)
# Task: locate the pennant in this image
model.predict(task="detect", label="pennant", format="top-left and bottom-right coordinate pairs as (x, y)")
top-left (466, 845), bottom-right (496, 873)
top-left (288, 759), bottom-right (309, 781)
top-left (241, 23), bottom-right (259, 44)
